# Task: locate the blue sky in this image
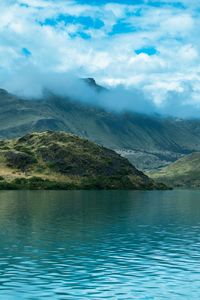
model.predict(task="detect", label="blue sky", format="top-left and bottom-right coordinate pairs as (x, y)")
top-left (0, 0), bottom-right (200, 115)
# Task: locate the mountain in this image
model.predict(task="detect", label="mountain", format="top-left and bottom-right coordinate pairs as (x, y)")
top-left (1, 85), bottom-right (200, 170)
top-left (149, 152), bottom-right (200, 187)
top-left (0, 131), bottom-right (164, 190)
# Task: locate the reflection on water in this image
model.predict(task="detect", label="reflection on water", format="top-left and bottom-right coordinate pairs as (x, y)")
top-left (0, 190), bottom-right (200, 299)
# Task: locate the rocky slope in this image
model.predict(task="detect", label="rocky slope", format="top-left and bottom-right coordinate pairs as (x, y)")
top-left (0, 131), bottom-right (165, 190)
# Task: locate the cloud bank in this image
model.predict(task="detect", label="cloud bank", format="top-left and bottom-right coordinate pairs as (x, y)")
top-left (0, 0), bottom-right (200, 117)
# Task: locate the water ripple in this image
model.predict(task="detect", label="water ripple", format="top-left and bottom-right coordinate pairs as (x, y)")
top-left (0, 190), bottom-right (199, 299)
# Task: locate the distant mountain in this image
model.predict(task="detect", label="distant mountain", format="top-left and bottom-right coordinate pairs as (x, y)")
top-left (1, 83), bottom-right (200, 170)
top-left (149, 152), bottom-right (200, 188)
top-left (0, 131), bottom-right (163, 190)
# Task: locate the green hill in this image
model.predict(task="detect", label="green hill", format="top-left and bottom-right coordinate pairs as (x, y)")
top-left (149, 152), bottom-right (200, 187)
top-left (0, 131), bottom-right (164, 190)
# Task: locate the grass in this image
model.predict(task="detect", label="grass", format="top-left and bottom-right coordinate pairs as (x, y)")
top-left (149, 152), bottom-right (200, 187)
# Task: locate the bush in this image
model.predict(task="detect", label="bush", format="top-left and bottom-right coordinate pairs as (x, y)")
top-left (5, 151), bottom-right (37, 172)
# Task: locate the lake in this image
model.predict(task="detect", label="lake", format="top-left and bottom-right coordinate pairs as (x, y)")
top-left (0, 190), bottom-right (200, 299)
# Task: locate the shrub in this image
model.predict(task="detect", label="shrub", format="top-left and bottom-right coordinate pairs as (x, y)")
top-left (5, 151), bottom-right (37, 172)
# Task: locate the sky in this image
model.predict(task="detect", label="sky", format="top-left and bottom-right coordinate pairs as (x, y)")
top-left (1, 0), bottom-right (200, 116)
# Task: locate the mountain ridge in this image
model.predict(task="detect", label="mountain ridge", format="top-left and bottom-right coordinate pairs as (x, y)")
top-left (1, 84), bottom-right (200, 170)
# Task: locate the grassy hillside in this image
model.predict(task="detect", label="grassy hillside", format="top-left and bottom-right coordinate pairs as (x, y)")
top-left (0, 131), bottom-right (165, 190)
top-left (1, 87), bottom-right (200, 170)
top-left (149, 152), bottom-right (200, 187)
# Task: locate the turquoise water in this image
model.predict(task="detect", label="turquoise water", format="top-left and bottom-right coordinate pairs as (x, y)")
top-left (0, 190), bottom-right (200, 299)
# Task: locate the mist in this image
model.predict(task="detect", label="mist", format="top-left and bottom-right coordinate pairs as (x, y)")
top-left (1, 68), bottom-right (200, 118)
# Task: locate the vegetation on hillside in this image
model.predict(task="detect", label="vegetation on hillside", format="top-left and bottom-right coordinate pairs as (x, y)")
top-left (149, 152), bottom-right (200, 187)
top-left (0, 131), bottom-right (166, 190)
